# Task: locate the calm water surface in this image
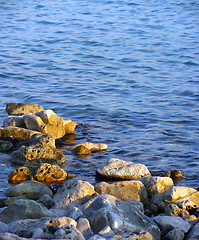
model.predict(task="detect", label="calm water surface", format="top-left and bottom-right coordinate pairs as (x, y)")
top-left (0, 0), bottom-right (199, 196)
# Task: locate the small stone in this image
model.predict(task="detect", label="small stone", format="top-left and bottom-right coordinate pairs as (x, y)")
top-left (68, 207), bottom-right (83, 220)
top-left (31, 228), bottom-right (45, 239)
top-left (64, 120), bottom-right (78, 134)
top-left (164, 170), bottom-right (183, 180)
top-left (72, 145), bottom-right (91, 155)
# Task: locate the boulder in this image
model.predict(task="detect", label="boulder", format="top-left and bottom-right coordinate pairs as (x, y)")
top-left (185, 222), bottom-right (199, 240)
top-left (164, 186), bottom-right (197, 202)
top-left (34, 163), bottom-right (67, 184)
top-left (77, 218), bottom-right (93, 239)
top-left (82, 194), bottom-right (161, 239)
top-left (96, 158), bottom-right (151, 180)
top-left (153, 215), bottom-right (190, 236)
top-left (8, 166), bottom-right (33, 184)
top-left (3, 116), bottom-right (26, 128)
top-left (5, 180), bottom-right (53, 200)
top-left (94, 180), bottom-right (148, 204)
top-left (64, 120), bottom-right (78, 134)
top-left (0, 140), bottom-right (13, 152)
top-left (6, 102), bottom-right (44, 116)
top-left (23, 113), bottom-right (45, 132)
top-left (53, 179), bottom-right (96, 209)
top-left (0, 199), bottom-right (55, 224)
top-left (140, 176), bottom-right (174, 198)
top-left (35, 110), bottom-right (66, 139)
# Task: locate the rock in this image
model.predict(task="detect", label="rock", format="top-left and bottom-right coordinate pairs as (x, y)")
top-left (183, 215), bottom-right (198, 228)
top-left (64, 120), bottom-right (78, 134)
top-left (31, 228), bottom-right (45, 239)
top-left (35, 109), bottom-right (66, 139)
top-left (96, 158), bottom-right (151, 180)
top-left (54, 224), bottom-right (85, 240)
top-left (8, 167), bottom-right (32, 184)
top-left (164, 186), bottom-right (197, 202)
top-left (0, 126), bottom-right (41, 142)
top-left (94, 180), bottom-right (148, 205)
top-left (0, 199), bottom-right (55, 224)
top-left (162, 228), bottom-right (185, 240)
top-left (29, 133), bottom-right (56, 148)
top-left (153, 215), bottom-right (190, 236)
top-left (0, 233), bottom-right (27, 240)
top-left (77, 218), bottom-right (93, 239)
top-left (23, 113), bottom-right (45, 132)
top-left (0, 139), bottom-right (13, 152)
top-left (53, 179), bottom-right (96, 209)
top-left (0, 196), bottom-right (27, 207)
top-left (178, 200), bottom-right (199, 214)
top-left (98, 226), bottom-right (115, 238)
top-left (82, 194), bottom-right (161, 239)
top-left (6, 103), bottom-right (44, 116)
top-left (3, 116), bottom-right (26, 128)
top-left (150, 192), bottom-right (166, 214)
top-left (185, 222), bottom-right (199, 240)
top-left (37, 194), bottom-right (54, 209)
top-left (114, 229), bottom-right (153, 240)
top-left (125, 199), bottom-right (144, 213)
top-left (88, 234), bottom-right (106, 240)
top-left (140, 176), bottom-right (173, 198)
top-left (0, 221), bottom-right (8, 233)
top-left (45, 216), bottom-right (77, 230)
top-left (5, 180), bottom-right (53, 200)
top-left (164, 170), bottom-right (183, 180)
top-left (34, 163), bottom-right (67, 184)
top-left (68, 207), bottom-right (83, 220)
top-left (165, 203), bottom-right (185, 217)
top-left (72, 145), bottom-right (92, 155)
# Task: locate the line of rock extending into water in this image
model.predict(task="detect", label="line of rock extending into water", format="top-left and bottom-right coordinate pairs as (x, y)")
top-left (0, 103), bottom-right (198, 240)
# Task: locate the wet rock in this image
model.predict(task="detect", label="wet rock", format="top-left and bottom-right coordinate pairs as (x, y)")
top-left (185, 222), bottom-right (199, 240)
top-left (5, 180), bottom-right (53, 200)
top-left (6, 102), bottom-right (44, 116)
top-left (153, 215), bottom-right (190, 236)
top-left (0, 140), bottom-right (13, 152)
top-left (0, 199), bottom-right (55, 224)
top-left (140, 176), bottom-right (173, 198)
top-left (8, 167), bottom-right (32, 184)
top-left (77, 218), bottom-right (93, 239)
top-left (96, 158), bottom-right (151, 180)
top-left (64, 120), bottom-right (78, 134)
top-left (53, 179), bottom-right (96, 209)
top-left (72, 144), bottom-right (92, 155)
top-left (94, 180), bottom-right (148, 205)
top-left (82, 194), bottom-right (161, 239)
top-left (34, 163), bottom-right (67, 184)
top-left (72, 142), bottom-right (108, 155)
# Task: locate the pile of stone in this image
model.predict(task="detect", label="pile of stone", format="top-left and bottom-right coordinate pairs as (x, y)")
top-left (0, 103), bottom-right (199, 239)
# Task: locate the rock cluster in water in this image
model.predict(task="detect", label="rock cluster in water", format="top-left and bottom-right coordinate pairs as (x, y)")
top-left (0, 103), bottom-right (198, 240)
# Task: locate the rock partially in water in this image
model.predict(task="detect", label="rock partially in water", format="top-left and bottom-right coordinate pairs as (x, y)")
top-left (34, 163), bottom-right (67, 184)
top-left (140, 176), bottom-right (174, 199)
top-left (81, 194), bottom-right (161, 240)
top-left (96, 158), bottom-right (151, 180)
top-left (72, 144), bottom-right (92, 155)
top-left (164, 170), bottom-right (183, 180)
top-left (71, 142), bottom-right (108, 155)
top-left (0, 199), bottom-right (55, 224)
top-left (94, 180), bottom-right (148, 205)
top-left (8, 166), bottom-right (33, 185)
top-left (0, 140), bottom-right (13, 152)
top-left (53, 179), bottom-right (96, 209)
top-left (64, 120), bottom-right (78, 134)
top-left (5, 180), bottom-right (53, 200)
top-left (6, 103), bottom-right (44, 116)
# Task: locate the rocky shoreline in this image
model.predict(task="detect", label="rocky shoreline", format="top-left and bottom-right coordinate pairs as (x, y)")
top-left (0, 103), bottom-right (198, 240)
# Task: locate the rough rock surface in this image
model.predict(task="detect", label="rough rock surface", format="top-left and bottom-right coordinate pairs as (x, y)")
top-left (64, 120), bottom-right (78, 134)
top-left (0, 139), bottom-right (13, 152)
top-left (0, 199), bottom-right (55, 224)
top-left (5, 180), bottom-right (53, 200)
top-left (34, 163), bottom-right (67, 184)
top-left (8, 166), bottom-right (33, 184)
top-left (94, 180), bottom-right (148, 204)
top-left (3, 115), bottom-right (26, 128)
top-left (140, 176), bottom-right (174, 198)
top-left (96, 158), bottom-right (151, 180)
top-left (72, 142), bottom-right (108, 155)
top-left (185, 222), bottom-right (199, 240)
top-left (53, 179), bottom-right (96, 209)
top-left (82, 194), bottom-right (161, 239)
top-left (6, 103), bottom-right (44, 116)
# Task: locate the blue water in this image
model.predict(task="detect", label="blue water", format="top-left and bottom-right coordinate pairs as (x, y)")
top-left (0, 0), bottom-right (199, 196)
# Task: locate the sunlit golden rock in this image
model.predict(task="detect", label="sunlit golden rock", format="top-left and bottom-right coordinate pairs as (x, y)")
top-left (8, 167), bottom-right (33, 185)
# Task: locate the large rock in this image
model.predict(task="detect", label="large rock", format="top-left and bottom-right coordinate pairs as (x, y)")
top-left (8, 166), bottom-right (33, 184)
top-left (34, 163), bottom-right (67, 184)
top-left (0, 199), bottom-right (54, 224)
top-left (94, 180), bottom-right (148, 204)
top-left (140, 176), bottom-right (174, 198)
top-left (82, 194), bottom-right (161, 239)
top-left (5, 180), bottom-right (53, 200)
top-left (6, 103), bottom-right (44, 116)
top-left (96, 158), bottom-right (151, 180)
top-left (153, 215), bottom-right (190, 236)
top-left (185, 222), bottom-right (199, 240)
top-left (53, 180), bottom-right (96, 209)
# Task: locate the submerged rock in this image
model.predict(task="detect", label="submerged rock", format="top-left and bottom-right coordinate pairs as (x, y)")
top-left (6, 103), bottom-right (44, 116)
top-left (96, 158), bottom-right (151, 180)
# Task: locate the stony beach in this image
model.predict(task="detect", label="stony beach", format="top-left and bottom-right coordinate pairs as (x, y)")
top-left (0, 103), bottom-right (198, 240)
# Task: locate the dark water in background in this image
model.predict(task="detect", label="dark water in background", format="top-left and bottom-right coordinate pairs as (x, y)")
top-left (0, 0), bottom-right (199, 196)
